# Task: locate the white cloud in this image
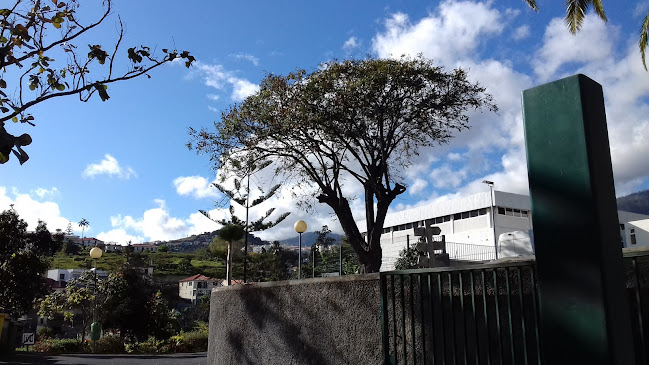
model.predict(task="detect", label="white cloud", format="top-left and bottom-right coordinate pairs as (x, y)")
top-left (634, 2), bottom-right (649, 18)
top-left (83, 154), bottom-right (137, 180)
top-left (207, 94), bottom-right (220, 101)
top-left (512, 25), bottom-right (530, 40)
top-left (228, 77), bottom-right (260, 101)
top-left (195, 63), bottom-right (259, 102)
top-left (0, 187), bottom-right (71, 232)
top-left (173, 176), bottom-right (220, 199)
top-left (533, 15), bottom-right (616, 81)
top-left (33, 187), bottom-right (59, 199)
top-left (372, 1), bottom-right (504, 65)
top-left (96, 229), bottom-right (144, 245)
top-left (408, 178), bottom-right (428, 195)
top-left (231, 53), bottom-right (260, 66)
top-left (343, 36), bottom-right (360, 51)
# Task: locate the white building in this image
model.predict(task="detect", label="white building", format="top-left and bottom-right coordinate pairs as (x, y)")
top-left (131, 243), bottom-right (159, 253)
top-left (46, 268), bottom-right (109, 290)
top-left (361, 190), bottom-right (649, 271)
top-left (360, 191), bottom-right (532, 271)
top-left (179, 274), bottom-right (222, 304)
top-left (619, 211), bottom-right (649, 248)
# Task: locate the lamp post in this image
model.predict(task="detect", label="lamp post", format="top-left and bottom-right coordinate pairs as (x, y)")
top-left (89, 246), bottom-right (102, 350)
top-left (482, 180), bottom-right (498, 260)
top-left (294, 220), bottom-right (307, 279)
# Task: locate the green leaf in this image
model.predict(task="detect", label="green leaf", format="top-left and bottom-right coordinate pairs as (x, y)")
top-left (56, 84), bottom-right (65, 91)
top-left (0, 79), bottom-right (5, 88)
top-left (12, 116), bottom-right (18, 122)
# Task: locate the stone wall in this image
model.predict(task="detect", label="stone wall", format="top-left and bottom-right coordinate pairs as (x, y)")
top-left (207, 274), bottom-right (382, 365)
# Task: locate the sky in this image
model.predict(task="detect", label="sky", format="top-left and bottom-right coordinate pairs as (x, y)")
top-left (2, 0), bottom-right (649, 244)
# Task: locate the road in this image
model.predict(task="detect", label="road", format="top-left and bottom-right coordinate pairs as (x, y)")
top-left (0, 352), bottom-right (207, 365)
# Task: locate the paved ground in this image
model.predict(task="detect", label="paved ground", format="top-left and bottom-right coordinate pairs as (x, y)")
top-left (0, 352), bottom-right (207, 365)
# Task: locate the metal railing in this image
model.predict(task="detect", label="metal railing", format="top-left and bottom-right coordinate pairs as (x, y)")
top-left (446, 242), bottom-right (496, 262)
top-left (380, 250), bottom-right (649, 365)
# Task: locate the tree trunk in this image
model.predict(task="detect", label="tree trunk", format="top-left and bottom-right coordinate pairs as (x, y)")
top-left (226, 241), bottom-right (233, 285)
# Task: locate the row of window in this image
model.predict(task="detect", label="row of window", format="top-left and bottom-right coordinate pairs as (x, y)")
top-left (382, 206), bottom-right (530, 233)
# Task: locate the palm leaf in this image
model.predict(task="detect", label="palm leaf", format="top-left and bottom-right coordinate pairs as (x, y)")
top-left (565, 0), bottom-right (589, 34)
top-left (523, 0), bottom-right (538, 11)
top-left (641, 11), bottom-right (649, 70)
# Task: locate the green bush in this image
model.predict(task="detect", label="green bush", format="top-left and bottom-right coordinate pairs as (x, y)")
top-left (169, 324), bottom-right (209, 353)
top-left (37, 326), bottom-right (54, 339)
top-left (33, 338), bottom-right (89, 354)
top-left (95, 334), bottom-right (124, 354)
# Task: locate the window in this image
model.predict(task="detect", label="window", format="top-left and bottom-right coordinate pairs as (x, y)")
top-left (479, 208), bottom-right (487, 216)
top-left (631, 234), bottom-right (637, 245)
top-left (382, 228), bottom-right (391, 234)
top-left (505, 208), bottom-right (514, 216)
top-left (461, 211), bottom-right (469, 219)
top-left (470, 210), bottom-right (479, 218)
top-left (189, 282), bottom-right (193, 287)
top-left (59, 274), bottom-right (65, 281)
top-left (435, 216), bottom-right (444, 224)
top-left (405, 223), bottom-right (413, 229)
top-left (513, 209), bottom-right (521, 217)
top-left (443, 215), bottom-right (451, 222)
top-left (620, 224), bottom-right (625, 230)
top-left (454, 213), bottom-right (462, 220)
top-left (498, 207), bottom-right (505, 215)
top-left (522, 210), bottom-right (529, 218)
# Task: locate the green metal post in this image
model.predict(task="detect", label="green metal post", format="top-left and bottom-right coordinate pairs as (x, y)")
top-left (522, 74), bottom-right (635, 364)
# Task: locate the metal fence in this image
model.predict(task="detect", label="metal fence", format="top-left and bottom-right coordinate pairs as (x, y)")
top-left (380, 250), bottom-right (649, 365)
top-left (446, 242), bottom-right (496, 262)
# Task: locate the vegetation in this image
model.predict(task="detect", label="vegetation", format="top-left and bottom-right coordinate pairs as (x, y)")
top-left (201, 158), bottom-right (290, 282)
top-left (0, 0), bottom-right (195, 164)
top-left (524, 0), bottom-right (649, 69)
top-left (189, 56), bottom-right (495, 272)
top-left (218, 224), bottom-right (245, 285)
top-left (617, 189), bottom-right (649, 215)
top-left (0, 207), bottom-right (59, 317)
top-left (394, 246), bottom-right (420, 270)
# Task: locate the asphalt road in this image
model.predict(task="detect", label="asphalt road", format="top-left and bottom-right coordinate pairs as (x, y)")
top-left (0, 352), bottom-right (207, 365)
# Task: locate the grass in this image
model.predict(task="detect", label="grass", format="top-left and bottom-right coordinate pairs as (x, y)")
top-left (49, 250), bottom-right (226, 278)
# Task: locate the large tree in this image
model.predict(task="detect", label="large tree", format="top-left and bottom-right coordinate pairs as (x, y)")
top-left (189, 57), bottom-right (496, 272)
top-left (523, 0), bottom-right (649, 69)
top-left (0, 0), bottom-right (194, 164)
top-left (0, 207), bottom-right (58, 317)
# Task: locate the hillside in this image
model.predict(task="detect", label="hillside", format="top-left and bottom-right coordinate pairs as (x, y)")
top-left (279, 231), bottom-right (344, 247)
top-left (617, 189), bottom-right (649, 215)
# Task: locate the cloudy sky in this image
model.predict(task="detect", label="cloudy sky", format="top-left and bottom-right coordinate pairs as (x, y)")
top-left (2, 0), bottom-right (648, 244)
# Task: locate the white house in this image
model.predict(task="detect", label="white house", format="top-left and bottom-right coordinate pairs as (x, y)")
top-left (131, 243), bottom-right (159, 253)
top-left (178, 274), bottom-right (222, 304)
top-left (46, 268), bottom-right (108, 290)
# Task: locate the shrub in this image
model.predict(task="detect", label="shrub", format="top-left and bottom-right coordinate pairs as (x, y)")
top-left (96, 334), bottom-right (124, 354)
top-left (32, 338), bottom-right (89, 354)
top-left (169, 325), bottom-right (209, 353)
top-left (37, 326), bottom-right (54, 339)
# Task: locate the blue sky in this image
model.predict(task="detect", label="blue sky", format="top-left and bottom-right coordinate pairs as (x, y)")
top-left (2, 0), bottom-right (649, 244)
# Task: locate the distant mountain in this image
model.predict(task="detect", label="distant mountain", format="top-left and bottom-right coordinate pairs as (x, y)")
top-left (279, 231), bottom-right (344, 247)
top-left (617, 189), bottom-right (649, 215)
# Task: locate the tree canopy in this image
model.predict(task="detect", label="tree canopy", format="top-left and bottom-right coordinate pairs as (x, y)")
top-left (189, 56), bottom-right (496, 272)
top-left (0, 0), bottom-right (194, 164)
top-left (0, 207), bottom-right (58, 317)
top-left (524, 0), bottom-right (649, 69)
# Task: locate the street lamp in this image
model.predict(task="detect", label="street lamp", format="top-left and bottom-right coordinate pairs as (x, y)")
top-left (89, 246), bottom-right (102, 348)
top-left (294, 220), bottom-right (307, 279)
top-left (482, 180), bottom-right (498, 260)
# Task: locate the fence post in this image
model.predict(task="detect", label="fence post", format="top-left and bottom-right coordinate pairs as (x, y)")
top-left (522, 74), bottom-right (635, 364)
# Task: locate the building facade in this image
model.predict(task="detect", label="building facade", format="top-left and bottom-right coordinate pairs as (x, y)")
top-left (179, 274), bottom-right (222, 304)
top-left (359, 191), bottom-right (532, 271)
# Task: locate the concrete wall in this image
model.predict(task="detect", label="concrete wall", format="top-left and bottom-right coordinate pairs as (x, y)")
top-left (208, 274), bottom-right (381, 365)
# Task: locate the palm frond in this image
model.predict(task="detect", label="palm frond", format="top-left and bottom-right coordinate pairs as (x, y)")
top-left (523, 0), bottom-right (538, 12)
top-left (641, 11), bottom-right (649, 70)
top-left (565, 0), bottom-right (589, 34)
top-left (591, 0), bottom-right (607, 22)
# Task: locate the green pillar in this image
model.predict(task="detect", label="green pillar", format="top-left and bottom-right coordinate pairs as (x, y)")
top-left (522, 74), bottom-right (634, 364)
